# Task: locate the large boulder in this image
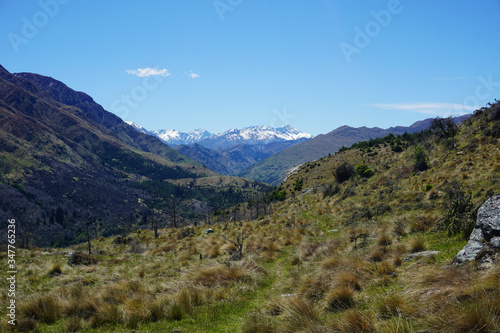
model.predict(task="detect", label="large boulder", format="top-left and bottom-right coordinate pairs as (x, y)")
top-left (453, 194), bottom-right (500, 264)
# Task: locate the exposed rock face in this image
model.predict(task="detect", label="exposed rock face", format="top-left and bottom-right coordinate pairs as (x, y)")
top-left (453, 194), bottom-right (500, 264)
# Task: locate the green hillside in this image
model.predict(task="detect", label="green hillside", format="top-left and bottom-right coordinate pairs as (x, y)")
top-left (238, 121), bottom-right (437, 186)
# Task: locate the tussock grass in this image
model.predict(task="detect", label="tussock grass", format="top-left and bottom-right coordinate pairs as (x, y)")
top-left (325, 286), bottom-right (355, 311)
top-left (48, 262), bottom-right (62, 276)
top-left (340, 309), bottom-right (374, 333)
top-left (6, 106), bottom-right (500, 332)
top-left (19, 294), bottom-right (61, 324)
top-left (282, 297), bottom-right (322, 332)
top-left (241, 312), bottom-right (276, 333)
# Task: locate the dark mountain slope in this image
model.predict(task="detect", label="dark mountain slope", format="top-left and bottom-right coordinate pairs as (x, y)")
top-left (0, 65), bottom-right (269, 247)
top-left (14, 72), bottom-right (196, 165)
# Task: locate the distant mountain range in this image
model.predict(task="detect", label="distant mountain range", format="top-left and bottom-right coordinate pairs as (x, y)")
top-left (126, 123), bottom-right (313, 176)
top-left (128, 116), bottom-right (472, 186)
top-left (126, 122), bottom-right (313, 148)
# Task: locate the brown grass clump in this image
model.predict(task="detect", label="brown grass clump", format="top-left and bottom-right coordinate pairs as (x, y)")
top-left (335, 272), bottom-right (361, 291)
top-left (409, 238), bottom-right (426, 253)
top-left (378, 234), bottom-right (392, 246)
top-left (368, 248), bottom-right (385, 262)
top-left (63, 297), bottom-right (96, 319)
top-left (290, 255), bottom-right (302, 266)
top-left (377, 294), bottom-right (408, 319)
top-left (298, 275), bottom-right (329, 301)
top-left (321, 256), bottom-right (343, 270)
top-left (66, 316), bottom-right (82, 332)
top-left (90, 303), bottom-right (121, 327)
top-left (207, 244), bottom-right (221, 258)
top-left (430, 303), bottom-right (497, 333)
top-left (340, 309), bottom-right (374, 333)
top-left (20, 294), bottom-right (61, 324)
top-left (122, 297), bottom-right (151, 328)
top-left (282, 297), bottom-right (322, 332)
top-left (193, 264), bottom-right (250, 287)
top-left (325, 286), bottom-right (355, 311)
top-left (48, 262), bottom-right (62, 277)
top-left (393, 221), bottom-right (407, 237)
top-left (176, 287), bottom-right (205, 314)
top-left (241, 313), bottom-right (276, 333)
top-left (377, 261), bottom-right (396, 276)
top-left (264, 298), bottom-right (283, 316)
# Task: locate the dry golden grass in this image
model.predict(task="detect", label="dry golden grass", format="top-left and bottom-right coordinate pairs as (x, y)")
top-left (324, 286), bottom-right (355, 312)
top-left (192, 264), bottom-right (252, 287)
top-left (340, 309), bottom-right (374, 333)
top-left (65, 316), bottom-right (82, 332)
top-left (241, 312), bottom-right (276, 333)
top-left (282, 296), bottom-right (322, 332)
top-left (48, 262), bottom-right (62, 277)
top-left (335, 271), bottom-right (361, 291)
top-left (409, 238), bottom-right (426, 253)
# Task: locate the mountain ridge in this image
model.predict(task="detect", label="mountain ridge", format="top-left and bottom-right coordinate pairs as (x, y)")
top-left (239, 115), bottom-right (471, 185)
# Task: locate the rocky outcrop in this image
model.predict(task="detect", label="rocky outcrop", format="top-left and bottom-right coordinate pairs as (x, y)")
top-left (453, 194), bottom-right (500, 264)
top-left (405, 251), bottom-right (440, 261)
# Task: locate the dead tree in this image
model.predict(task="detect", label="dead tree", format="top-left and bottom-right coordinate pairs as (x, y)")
top-left (222, 230), bottom-right (245, 260)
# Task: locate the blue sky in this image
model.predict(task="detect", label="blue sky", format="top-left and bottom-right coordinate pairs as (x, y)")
top-left (1, 0), bottom-right (499, 136)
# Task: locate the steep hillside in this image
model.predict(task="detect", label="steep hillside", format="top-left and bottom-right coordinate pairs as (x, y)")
top-left (2, 103), bottom-right (498, 333)
top-left (14, 73), bottom-right (196, 165)
top-left (0, 66), bottom-right (269, 247)
top-left (239, 117), bottom-right (470, 185)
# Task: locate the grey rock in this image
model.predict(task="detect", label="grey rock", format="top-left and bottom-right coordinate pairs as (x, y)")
top-left (453, 193), bottom-right (500, 264)
top-left (405, 251), bottom-right (440, 261)
top-left (205, 228), bottom-right (214, 234)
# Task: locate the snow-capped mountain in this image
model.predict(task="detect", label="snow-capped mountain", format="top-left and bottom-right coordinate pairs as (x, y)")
top-left (126, 123), bottom-right (312, 148)
top-left (153, 128), bottom-right (212, 146)
top-left (125, 121), bottom-right (152, 135)
top-left (198, 125), bottom-right (313, 149)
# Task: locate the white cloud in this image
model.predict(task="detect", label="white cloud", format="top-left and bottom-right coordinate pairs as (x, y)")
top-left (126, 68), bottom-right (171, 77)
top-left (366, 103), bottom-right (479, 117)
top-left (187, 71), bottom-right (199, 79)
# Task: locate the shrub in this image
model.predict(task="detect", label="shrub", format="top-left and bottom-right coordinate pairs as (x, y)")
top-left (323, 183), bottom-right (340, 198)
top-left (413, 146), bottom-right (429, 172)
top-left (334, 163), bottom-right (355, 183)
top-left (373, 203), bottom-right (392, 216)
top-left (355, 163), bottom-right (375, 178)
top-left (430, 117), bottom-right (458, 139)
top-left (441, 183), bottom-right (476, 238)
top-left (293, 178), bottom-right (304, 192)
top-left (68, 253), bottom-right (97, 266)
